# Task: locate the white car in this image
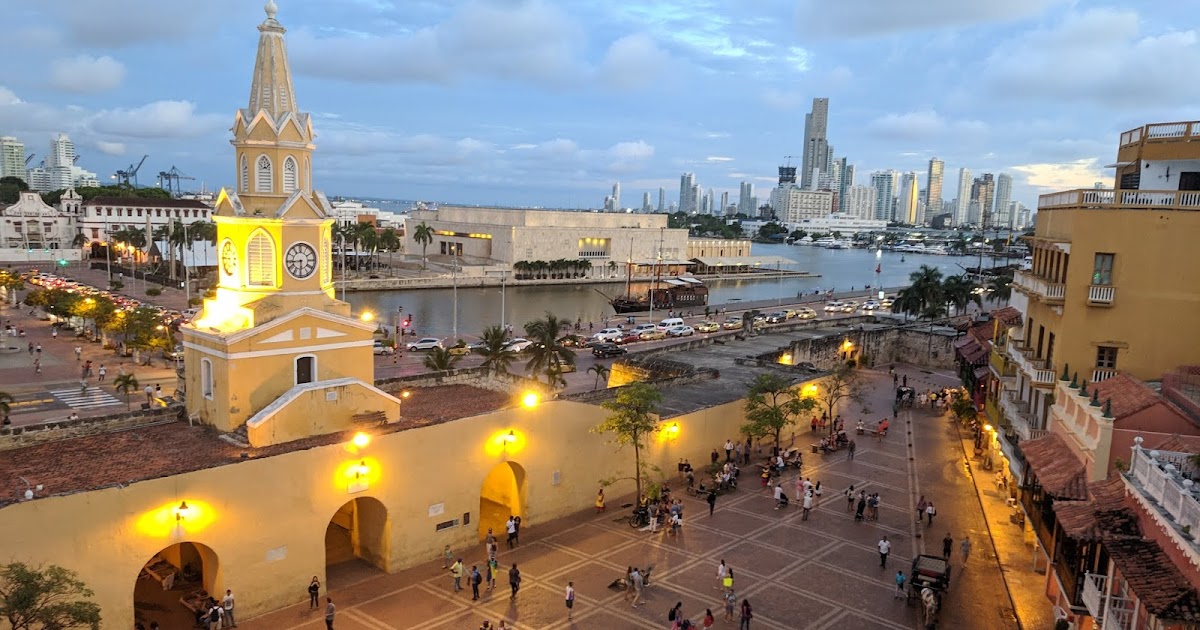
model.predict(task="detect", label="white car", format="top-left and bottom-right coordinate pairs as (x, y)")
top-left (630, 323), bottom-right (658, 336)
top-left (593, 328), bottom-right (624, 342)
top-left (372, 341), bottom-right (395, 355)
top-left (407, 337), bottom-right (444, 351)
top-left (504, 338), bottom-right (534, 352)
top-left (823, 301), bottom-right (843, 312)
top-left (862, 300), bottom-right (880, 311)
top-left (667, 325), bottom-right (695, 337)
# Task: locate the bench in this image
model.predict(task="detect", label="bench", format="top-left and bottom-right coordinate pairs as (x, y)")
top-left (352, 410), bottom-right (388, 424)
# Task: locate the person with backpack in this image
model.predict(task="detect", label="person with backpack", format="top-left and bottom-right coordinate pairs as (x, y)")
top-left (739, 599), bottom-right (753, 630)
top-left (668, 602), bottom-right (682, 624)
top-left (470, 565), bottom-right (482, 600)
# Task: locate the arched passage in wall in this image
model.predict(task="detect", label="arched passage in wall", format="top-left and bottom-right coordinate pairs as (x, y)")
top-left (133, 541), bottom-right (220, 629)
top-left (325, 496), bottom-right (389, 588)
top-left (479, 461), bottom-right (526, 541)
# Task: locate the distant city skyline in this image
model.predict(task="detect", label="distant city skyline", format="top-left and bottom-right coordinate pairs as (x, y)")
top-left (0, 1), bottom-right (1192, 210)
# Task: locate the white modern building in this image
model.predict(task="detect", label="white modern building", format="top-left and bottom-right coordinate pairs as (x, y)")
top-left (23, 134), bottom-right (100, 192)
top-left (329, 200), bottom-right (404, 229)
top-left (843, 184), bottom-right (877, 220)
top-left (869, 170), bottom-right (898, 221)
top-left (924, 158), bottom-right (944, 224)
top-left (0, 190), bottom-right (84, 262)
top-left (994, 172), bottom-right (1013, 228)
top-left (801, 97), bottom-right (830, 189)
top-left (954, 167), bottom-right (972, 226)
top-left (786, 213), bottom-right (887, 236)
top-left (80, 196), bottom-right (213, 244)
top-left (771, 185), bottom-right (833, 223)
top-left (0, 137), bottom-right (25, 182)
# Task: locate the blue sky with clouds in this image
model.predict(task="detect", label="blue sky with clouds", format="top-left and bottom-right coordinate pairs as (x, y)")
top-left (1, 0), bottom-right (1198, 209)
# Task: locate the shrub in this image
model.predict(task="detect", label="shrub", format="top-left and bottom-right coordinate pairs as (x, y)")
top-left (109, 281), bottom-right (124, 290)
top-left (145, 287), bottom-right (162, 297)
top-left (187, 297), bottom-right (203, 306)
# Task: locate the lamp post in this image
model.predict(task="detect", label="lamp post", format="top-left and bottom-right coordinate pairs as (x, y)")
top-left (500, 270), bottom-right (507, 332)
top-left (339, 235), bottom-right (346, 301)
top-left (452, 252), bottom-right (459, 340)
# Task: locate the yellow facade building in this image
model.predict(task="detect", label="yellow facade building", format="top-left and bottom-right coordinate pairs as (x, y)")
top-left (1000, 121), bottom-right (1200, 442)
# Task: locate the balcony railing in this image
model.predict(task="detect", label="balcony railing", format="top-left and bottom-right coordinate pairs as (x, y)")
top-left (1120, 121), bottom-right (1200, 146)
top-left (1012, 270), bottom-right (1065, 303)
top-left (1082, 573), bottom-right (1105, 618)
top-left (1028, 428), bottom-right (1049, 440)
top-left (1130, 446), bottom-right (1200, 541)
top-left (1013, 345), bottom-right (1057, 385)
top-left (1092, 369), bottom-right (1117, 383)
top-left (1039, 188), bottom-right (1200, 211)
top-left (1088, 285), bottom-right (1116, 306)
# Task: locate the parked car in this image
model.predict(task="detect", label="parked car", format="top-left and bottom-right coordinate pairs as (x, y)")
top-left (639, 329), bottom-right (667, 341)
top-left (557, 334), bottom-right (591, 348)
top-left (503, 338), bottom-right (534, 352)
top-left (372, 341), bottom-right (395, 355)
top-left (766, 311), bottom-right (787, 323)
top-left (467, 340), bottom-right (489, 353)
top-left (592, 343), bottom-right (627, 358)
top-left (593, 328), bottom-right (624, 343)
top-left (407, 337), bottom-right (444, 351)
top-left (722, 316), bottom-right (742, 330)
top-left (667, 325), bottom-right (695, 337)
top-left (695, 321), bottom-right (721, 333)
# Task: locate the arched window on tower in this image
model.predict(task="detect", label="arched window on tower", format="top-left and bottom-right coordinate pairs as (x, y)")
top-left (256, 155), bottom-right (273, 193)
top-left (304, 157), bottom-right (311, 192)
top-left (246, 230), bottom-right (276, 287)
top-left (240, 155), bottom-right (249, 192)
top-left (283, 157), bottom-right (297, 194)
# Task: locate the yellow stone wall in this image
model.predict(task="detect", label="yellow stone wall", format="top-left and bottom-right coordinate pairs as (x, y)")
top-left (0, 396), bottom-right (753, 627)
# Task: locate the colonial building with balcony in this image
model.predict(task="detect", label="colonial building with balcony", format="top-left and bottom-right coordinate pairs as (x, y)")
top-left (0, 189), bottom-right (84, 263)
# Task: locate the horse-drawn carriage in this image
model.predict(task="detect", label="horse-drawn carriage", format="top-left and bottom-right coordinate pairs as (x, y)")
top-left (907, 554), bottom-right (951, 628)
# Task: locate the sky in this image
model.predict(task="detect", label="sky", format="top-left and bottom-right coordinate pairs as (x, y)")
top-left (1, 0), bottom-right (1198, 210)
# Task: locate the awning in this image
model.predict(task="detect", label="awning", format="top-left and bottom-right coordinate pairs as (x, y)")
top-left (678, 277), bottom-right (703, 284)
top-left (1020, 433), bottom-right (1088, 500)
top-left (973, 365), bottom-right (991, 381)
top-left (1103, 161), bottom-right (1134, 169)
top-left (663, 279), bottom-right (688, 286)
top-left (632, 259), bottom-right (694, 266)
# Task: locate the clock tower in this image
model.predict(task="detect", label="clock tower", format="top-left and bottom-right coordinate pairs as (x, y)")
top-left (182, 1), bottom-right (401, 441)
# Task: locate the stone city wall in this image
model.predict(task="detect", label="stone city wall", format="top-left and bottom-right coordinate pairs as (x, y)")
top-left (0, 406), bottom-right (181, 451)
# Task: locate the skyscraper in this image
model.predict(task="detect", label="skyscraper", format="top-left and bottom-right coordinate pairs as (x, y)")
top-left (994, 173), bottom-right (1013, 228)
top-left (691, 184), bottom-right (701, 214)
top-left (657, 187), bottom-right (665, 212)
top-left (834, 158), bottom-right (853, 213)
top-left (844, 185), bottom-right (876, 220)
top-left (869, 170), bottom-right (898, 221)
top-left (679, 173), bottom-right (695, 213)
top-left (0, 136), bottom-right (25, 182)
top-left (896, 172), bottom-right (920, 224)
top-left (611, 182), bottom-right (621, 210)
top-left (719, 191), bottom-right (728, 216)
top-left (738, 181), bottom-right (753, 215)
top-left (801, 98), bottom-right (829, 189)
top-left (954, 167), bottom-right (972, 226)
top-left (641, 192), bottom-right (652, 213)
top-left (924, 158), bottom-right (944, 225)
top-left (971, 174), bottom-right (995, 227)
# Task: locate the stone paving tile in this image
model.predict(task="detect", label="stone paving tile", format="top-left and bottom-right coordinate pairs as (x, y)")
top-left (597, 538), bottom-right (696, 577)
top-left (474, 582), bottom-right (570, 629)
top-left (363, 584), bottom-right (466, 624)
top-left (811, 543), bottom-right (910, 582)
top-left (713, 539), bottom-right (805, 578)
top-left (658, 556), bottom-right (764, 600)
top-left (542, 522), bottom-right (636, 556)
top-left (747, 583), bottom-right (838, 629)
top-left (780, 563), bottom-right (908, 627)
top-left (688, 506), bottom-right (774, 536)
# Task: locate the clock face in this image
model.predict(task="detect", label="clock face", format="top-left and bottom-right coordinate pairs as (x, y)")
top-left (285, 242), bottom-right (318, 280)
top-left (220, 240), bottom-right (238, 276)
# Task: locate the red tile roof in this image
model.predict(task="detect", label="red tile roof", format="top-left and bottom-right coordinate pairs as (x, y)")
top-left (1021, 432), bottom-right (1089, 500)
top-left (87, 196), bottom-right (210, 209)
top-left (0, 385), bottom-right (511, 507)
top-left (989, 306), bottom-right (1022, 326)
top-left (1092, 373), bottom-right (1162, 419)
top-left (1107, 537), bottom-right (1200, 622)
top-left (1054, 477), bottom-right (1138, 541)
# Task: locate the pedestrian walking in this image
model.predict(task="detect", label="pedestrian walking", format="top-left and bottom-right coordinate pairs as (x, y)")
top-left (801, 490), bottom-right (814, 520)
top-left (565, 582), bottom-right (575, 619)
top-left (704, 608), bottom-right (716, 628)
top-left (942, 533), bottom-right (953, 558)
top-left (450, 558), bottom-right (463, 592)
top-left (668, 602), bottom-right (683, 624)
top-left (743, 437), bottom-right (751, 465)
top-left (324, 597), bottom-right (335, 630)
top-left (960, 536), bottom-right (972, 564)
top-left (724, 438), bottom-right (734, 462)
top-left (845, 485), bottom-right (855, 512)
top-left (221, 590), bottom-right (236, 627)
top-left (144, 384), bottom-right (154, 404)
top-left (925, 501), bottom-right (937, 526)
top-left (508, 564), bottom-right (521, 599)
top-left (308, 577), bottom-right (321, 609)
top-left (513, 515), bottom-right (522, 545)
top-left (74, 346), bottom-right (81, 360)
top-left (878, 536), bottom-right (891, 568)
top-left (207, 602), bottom-right (223, 630)
top-left (595, 487), bottom-right (605, 512)
top-left (98, 364), bottom-right (106, 382)
top-left (505, 516), bottom-right (516, 549)
top-left (855, 493), bottom-right (867, 522)
top-left (716, 559), bottom-right (727, 590)
top-left (916, 496), bottom-right (927, 525)
top-left (470, 565), bottom-right (481, 600)
top-left (723, 569), bottom-right (734, 593)
top-left (739, 599), bottom-right (753, 630)
top-left (51, 328), bottom-right (57, 340)
top-left (707, 488), bottom-right (717, 516)
top-left (629, 567), bottom-right (643, 607)
top-left (848, 439), bottom-right (856, 460)
top-left (35, 343), bottom-right (41, 355)
top-left (894, 571), bottom-right (906, 599)
top-left (443, 544), bottom-right (453, 569)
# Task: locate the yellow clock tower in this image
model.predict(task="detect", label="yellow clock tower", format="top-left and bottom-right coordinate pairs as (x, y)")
top-left (182, 1), bottom-right (402, 444)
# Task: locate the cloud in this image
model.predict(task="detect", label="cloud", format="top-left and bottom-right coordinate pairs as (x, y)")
top-left (599, 34), bottom-right (673, 89)
top-left (795, 0), bottom-right (1065, 38)
top-left (290, 0), bottom-right (586, 86)
top-left (982, 9), bottom-right (1200, 108)
top-left (607, 140), bottom-right (654, 172)
top-left (49, 55), bottom-right (126, 93)
top-left (48, 0), bottom-right (241, 48)
top-left (867, 110), bottom-right (988, 141)
top-left (93, 141), bottom-right (126, 156)
top-left (1011, 158), bottom-right (1106, 191)
top-left (706, 156), bottom-right (734, 162)
top-left (90, 101), bottom-right (226, 139)
top-left (760, 88), bottom-right (807, 111)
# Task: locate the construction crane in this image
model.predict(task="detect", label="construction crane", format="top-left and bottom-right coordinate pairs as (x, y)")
top-left (114, 154), bottom-right (149, 188)
top-left (783, 155), bottom-right (797, 166)
top-left (24, 154), bottom-right (33, 166)
top-left (157, 165), bottom-right (196, 197)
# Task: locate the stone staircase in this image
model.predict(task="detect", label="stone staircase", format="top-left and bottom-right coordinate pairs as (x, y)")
top-left (220, 423), bottom-right (250, 448)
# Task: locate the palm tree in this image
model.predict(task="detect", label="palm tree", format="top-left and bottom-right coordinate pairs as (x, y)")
top-left (423, 347), bottom-right (460, 372)
top-left (513, 261), bottom-right (529, 280)
top-left (891, 289), bottom-right (923, 321)
top-left (606, 260), bottom-right (617, 279)
top-left (941, 274), bottom-right (978, 315)
top-left (0, 391), bottom-right (13, 425)
top-left (358, 227), bottom-right (380, 272)
top-left (378, 228), bottom-right (401, 276)
top-left (114, 373), bottom-right (139, 410)
top-left (523, 313), bottom-right (575, 384)
top-left (576, 259), bottom-right (592, 278)
top-left (988, 273), bottom-right (1013, 304)
top-left (478, 325), bottom-right (517, 374)
top-left (588, 364), bottom-right (609, 390)
top-left (412, 222), bottom-right (434, 269)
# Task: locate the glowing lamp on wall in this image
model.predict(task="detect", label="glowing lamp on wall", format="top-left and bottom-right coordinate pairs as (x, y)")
top-left (342, 458), bottom-right (377, 494)
top-left (174, 501), bottom-right (190, 522)
top-left (505, 430), bottom-right (517, 445)
top-left (801, 384), bottom-right (819, 398)
top-left (486, 429), bottom-right (526, 457)
top-left (136, 499), bottom-right (216, 537)
top-left (663, 422), bottom-right (681, 441)
top-left (522, 392), bottom-right (539, 408)
top-left (351, 432), bottom-right (371, 449)
top-left (841, 339), bottom-right (854, 352)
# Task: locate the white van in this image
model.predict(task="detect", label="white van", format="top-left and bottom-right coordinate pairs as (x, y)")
top-left (657, 317), bottom-right (685, 330)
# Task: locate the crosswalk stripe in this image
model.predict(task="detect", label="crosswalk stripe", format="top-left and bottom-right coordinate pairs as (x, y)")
top-left (49, 388), bottom-right (122, 408)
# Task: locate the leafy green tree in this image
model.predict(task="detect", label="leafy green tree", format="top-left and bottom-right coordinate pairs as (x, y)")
top-left (378, 228), bottom-right (401, 275)
top-left (0, 391), bottom-right (12, 425)
top-left (941, 274), bottom-right (979, 316)
top-left (591, 382), bottom-right (664, 500)
top-left (0, 176), bottom-right (29, 205)
top-left (114, 373), bottom-right (139, 410)
top-left (742, 373), bottom-right (817, 448)
top-left (588, 364), bottom-right (610, 390)
top-left (423, 347), bottom-right (460, 372)
top-left (478, 325), bottom-right (517, 374)
top-left (757, 222), bottom-right (788, 240)
top-left (812, 363), bottom-right (866, 424)
top-left (0, 562), bottom-right (100, 630)
top-left (950, 397), bottom-right (977, 422)
top-left (523, 313), bottom-right (575, 385)
top-left (988, 271), bottom-right (1013, 304)
top-left (412, 222), bottom-right (434, 269)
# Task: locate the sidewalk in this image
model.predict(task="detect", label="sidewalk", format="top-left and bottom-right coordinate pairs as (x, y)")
top-left (957, 421), bottom-right (1054, 630)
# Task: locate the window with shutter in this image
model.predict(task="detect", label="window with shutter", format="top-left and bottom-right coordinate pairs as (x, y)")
top-left (256, 155), bottom-right (272, 192)
top-left (246, 230), bottom-right (276, 287)
top-left (283, 157), bottom-right (297, 193)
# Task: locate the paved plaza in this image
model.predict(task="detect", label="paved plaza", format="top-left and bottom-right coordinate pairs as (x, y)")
top-left (237, 370), bottom-right (1021, 630)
